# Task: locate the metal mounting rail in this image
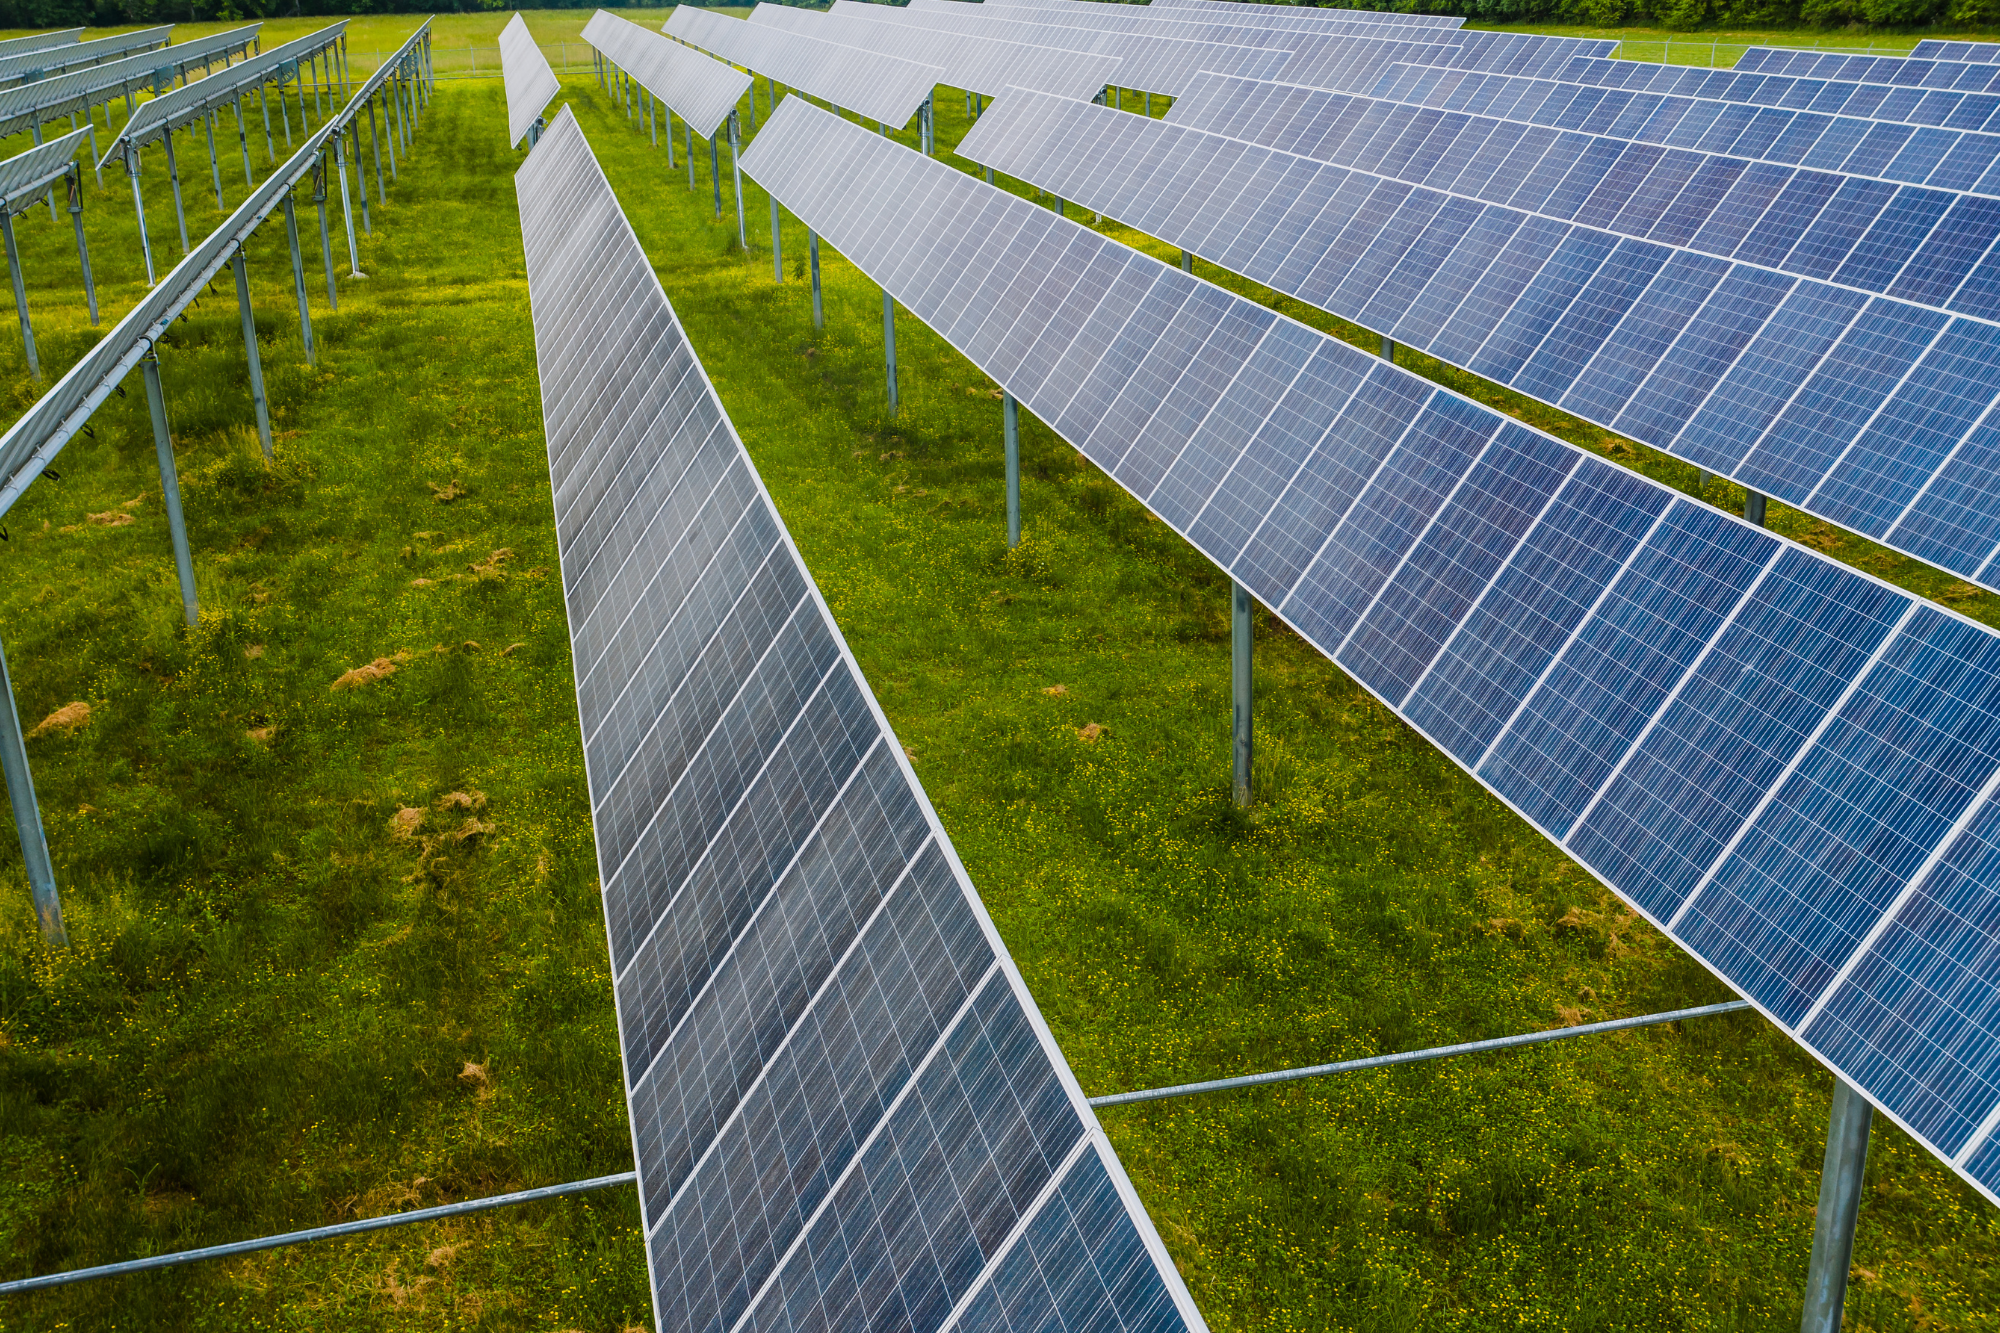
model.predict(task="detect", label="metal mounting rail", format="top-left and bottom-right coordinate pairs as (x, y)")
top-left (0, 999), bottom-right (1746, 1295)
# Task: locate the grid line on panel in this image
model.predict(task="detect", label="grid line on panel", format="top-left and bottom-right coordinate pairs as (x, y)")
top-left (1666, 597), bottom-right (1925, 932)
top-left (932, 1135), bottom-right (1098, 1333)
top-left (519, 105), bottom-right (1203, 1333)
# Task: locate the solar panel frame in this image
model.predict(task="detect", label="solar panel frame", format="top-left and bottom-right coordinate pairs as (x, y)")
top-left (745, 92), bottom-right (2000, 1209)
top-left (948, 0), bottom-right (1461, 39)
top-left (587, 8), bottom-right (751, 141)
top-left (827, 0), bottom-right (1292, 97)
top-left (1130, 0), bottom-right (1466, 28)
top-left (1551, 53), bottom-right (2000, 135)
top-left (1911, 39), bottom-right (2000, 63)
top-left (97, 22), bottom-right (347, 168)
top-left (749, 4), bottom-right (1124, 102)
top-left (515, 103), bottom-right (1211, 1333)
top-left (962, 83), bottom-right (2000, 587)
top-left (0, 26), bottom-right (263, 143)
top-left (502, 12), bottom-right (561, 148)
top-left (667, 6), bottom-right (943, 131)
top-left (0, 29), bottom-right (82, 61)
top-left (0, 123), bottom-right (90, 215)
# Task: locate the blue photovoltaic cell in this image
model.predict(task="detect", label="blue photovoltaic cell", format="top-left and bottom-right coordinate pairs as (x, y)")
top-left (744, 98), bottom-right (2000, 1199)
top-left (1677, 606), bottom-right (2000, 1027)
top-left (518, 107), bottom-right (1204, 1333)
top-left (953, 87), bottom-right (2000, 590)
top-left (1804, 792), bottom-right (2000, 1157)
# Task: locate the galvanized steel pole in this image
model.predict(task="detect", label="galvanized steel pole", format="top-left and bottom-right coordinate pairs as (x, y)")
top-left (162, 127), bottom-right (189, 253)
top-left (809, 229), bottom-right (822, 330)
top-left (124, 145), bottom-right (154, 285)
top-left (1800, 1079), bottom-right (1873, 1333)
top-left (1232, 581), bottom-right (1252, 808)
top-left (333, 134), bottom-right (364, 277)
top-left (204, 109), bottom-right (223, 209)
top-left (232, 251), bottom-right (273, 460)
top-left (729, 112), bottom-right (745, 250)
top-left (1745, 490), bottom-right (1767, 526)
top-left (351, 121), bottom-right (371, 236)
top-left (1004, 391), bottom-right (1020, 548)
top-left (709, 133), bottom-right (722, 219)
top-left (0, 631), bottom-right (62, 946)
top-left (141, 352), bottom-right (199, 628)
top-left (883, 289), bottom-right (898, 418)
top-left (283, 193), bottom-right (315, 365)
top-left (1381, 334), bottom-right (1395, 361)
top-left (771, 197), bottom-right (782, 282)
top-left (0, 210), bottom-right (39, 382)
top-left (67, 171), bottom-right (96, 326)
top-left (313, 153), bottom-right (337, 310)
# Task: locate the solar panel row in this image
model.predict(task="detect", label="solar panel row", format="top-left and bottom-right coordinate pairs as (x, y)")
top-left (964, 83), bottom-right (2000, 589)
top-left (1363, 62), bottom-right (2000, 197)
top-left (0, 25), bottom-right (172, 91)
top-left (1141, 0), bottom-right (1466, 29)
top-left (0, 28), bottom-right (81, 61)
top-left (750, 4), bottom-right (1123, 103)
top-left (0, 26), bottom-right (263, 143)
top-left (666, 5), bottom-right (942, 132)
top-left (101, 22), bottom-right (348, 165)
top-left (502, 12), bottom-right (560, 148)
top-left (746, 93), bottom-right (2000, 1209)
top-left (932, 0), bottom-right (1463, 42)
top-left (588, 7), bottom-right (748, 141)
top-left (1555, 52), bottom-right (2000, 133)
top-left (515, 103), bottom-right (1207, 1333)
top-left (830, 0), bottom-right (1293, 98)
top-left (0, 123), bottom-right (91, 207)
top-left (1910, 39), bottom-right (2000, 63)
top-left (1737, 45), bottom-right (2000, 85)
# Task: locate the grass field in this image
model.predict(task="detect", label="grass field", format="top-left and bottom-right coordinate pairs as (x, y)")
top-left (0, 19), bottom-right (1993, 1333)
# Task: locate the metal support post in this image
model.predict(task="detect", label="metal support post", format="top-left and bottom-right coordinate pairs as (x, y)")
top-left (0, 631), bottom-right (63, 947)
top-left (685, 119), bottom-right (695, 189)
top-left (260, 86), bottom-right (275, 161)
top-left (1181, 249), bottom-right (1193, 274)
top-left (729, 112), bottom-right (746, 249)
top-left (352, 122), bottom-right (370, 235)
top-left (277, 76), bottom-right (293, 148)
top-left (1800, 1079), bottom-right (1873, 1333)
top-left (0, 211), bottom-right (38, 382)
top-left (1232, 581), bottom-right (1252, 809)
top-left (233, 101), bottom-right (252, 186)
top-left (710, 134), bottom-right (722, 219)
top-left (162, 127), bottom-right (189, 254)
top-left (1745, 490), bottom-right (1767, 526)
top-left (771, 197), bottom-right (782, 282)
top-left (204, 109), bottom-right (223, 209)
top-left (745, 76), bottom-right (755, 132)
top-left (666, 110), bottom-right (676, 169)
top-left (1003, 391), bottom-right (1020, 548)
top-left (883, 288), bottom-right (898, 418)
top-left (283, 194), bottom-right (315, 365)
top-left (334, 135), bottom-right (363, 277)
top-left (809, 229), bottom-right (823, 330)
top-left (1381, 334), bottom-right (1395, 361)
top-left (29, 122), bottom-right (53, 224)
top-left (232, 251), bottom-right (273, 461)
top-left (141, 352), bottom-right (199, 629)
top-left (368, 98), bottom-right (386, 199)
top-left (648, 92), bottom-right (657, 147)
top-left (124, 146), bottom-right (154, 286)
top-left (66, 172), bottom-right (95, 326)
top-left (312, 157), bottom-right (336, 311)
top-left (382, 92), bottom-right (399, 182)
top-left (84, 120), bottom-right (100, 189)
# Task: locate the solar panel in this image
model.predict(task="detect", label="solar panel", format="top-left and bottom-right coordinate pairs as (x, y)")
top-left (749, 4), bottom-right (1123, 103)
top-left (1361, 62), bottom-right (2000, 199)
top-left (944, 0), bottom-right (1459, 39)
top-left (667, 7), bottom-right (942, 132)
top-left (826, 0), bottom-right (1292, 98)
top-left (1733, 45), bottom-right (2000, 86)
top-left (1198, 27), bottom-right (1615, 96)
top-left (586, 8), bottom-right (749, 141)
top-left (1911, 40), bottom-right (2000, 63)
top-left (0, 29), bottom-right (83, 61)
top-left (99, 23), bottom-right (347, 167)
top-left (1552, 52), bottom-right (2000, 134)
top-left (963, 82), bottom-right (2000, 589)
top-left (502, 12), bottom-right (560, 148)
top-left (0, 123), bottom-right (90, 211)
top-left (745, 92), bottom-right (2000, 1210)
top-left (1138, 0), bottom-right (1465, 28)
top-left (0, 27), bottom-right (262, 143)
top-left (514, 103), bottom-right (1209, 1333)
top-left (0, 25), bottom-right (172, 91)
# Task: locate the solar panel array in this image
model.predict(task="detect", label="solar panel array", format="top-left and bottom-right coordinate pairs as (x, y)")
top-left (828, 0), bottom-right (1293, 98)
top-left (1543, 54), bottom-right (2000, 136)
top-left (750, 4), bottom-right (1124, 103)
top-left (934, 0), bottom-right (1464, 42)
top-left (0, 124), bottom-right (90, 213)
top-left (514, 103), bottom-right (1208, 1333)
top-left (748, 93), bottom-right (2000, 1209)
top-left (667, 6), bottom-right (943, 133)
top-left (0, 29), bottom-right (82, 61)
top-left (966, 81), bottom-right (2000, 590)
top-left (502, 12), bottom-right (560, 148)
top-left (0, 26), bottom-right (263, 143)
top-left (1735, 45), bottom-right (2000, 84)
top-left (1361, 62), bottom-right (2000, 198)
top-left (0, 25), bottom-right (172, 91)
top-left (1225, 28), bottom-right (1616, 96)
top-left (99, 22), bottom-right (347, 165)
top-left (1140, 0), bottom-right (1465, 28)
top-left (1912, 39), bottom-right (2000, 63)
top-left (587, 8), bottom-right (749, 141)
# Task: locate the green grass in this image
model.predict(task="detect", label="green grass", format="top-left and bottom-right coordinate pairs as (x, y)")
top-left (0, 42), bottom-right (1992, 1333)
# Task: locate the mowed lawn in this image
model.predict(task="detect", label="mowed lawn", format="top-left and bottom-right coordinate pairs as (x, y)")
top-left (0, 38), bottom-right (1993, 1333)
